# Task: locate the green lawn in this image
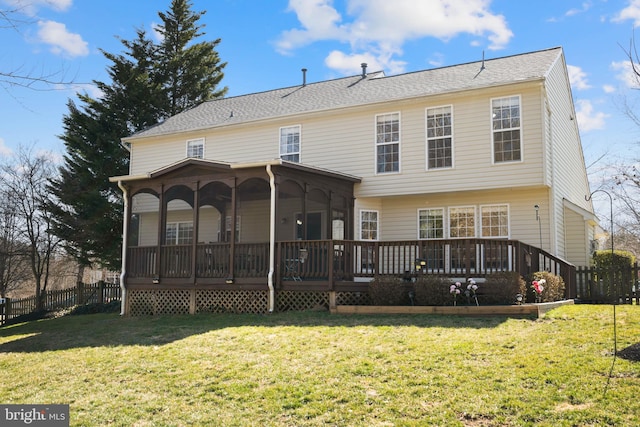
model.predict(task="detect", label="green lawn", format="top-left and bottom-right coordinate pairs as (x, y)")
top-left (1, 305), bottom-right (639, 426)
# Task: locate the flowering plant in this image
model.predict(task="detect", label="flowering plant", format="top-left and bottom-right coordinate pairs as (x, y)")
top-left (450, 282), bottom-right (461, 306)
top-left (531, 279), bottom-right (546, 303)
top-left (465, 278), bottom-right (479, 306)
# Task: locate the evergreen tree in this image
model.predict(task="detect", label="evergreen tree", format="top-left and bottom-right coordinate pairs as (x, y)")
top-left (49, 0), bottom-right (227, 271)
top-left (156, 0), bottom-right (227, 117)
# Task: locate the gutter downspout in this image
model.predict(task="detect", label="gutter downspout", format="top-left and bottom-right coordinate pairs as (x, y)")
top-left (266, 164), bottom-right (276, 313)
top-left (117, 180), bottom-right (128, 316)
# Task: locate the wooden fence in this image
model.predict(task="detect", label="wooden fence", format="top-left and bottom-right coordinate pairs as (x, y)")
top-left (576, 263), bottom-right (639, 304)
top-left (0, 281), bottom-right (121, 326)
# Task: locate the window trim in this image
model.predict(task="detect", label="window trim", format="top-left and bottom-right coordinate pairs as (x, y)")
top-left (279, 125), bottom-right (301, 163)
top-left (417, 207), bottom-right (445, 240)
top-left (186, 138), bottom-right (205, 159)
top-left (374, 112), bottom-right (401, 175)
top-left (359, 209), bottom-right (379, 241)
top-left (425, 105), bottom-right (454, 170)
top-left (490, 95), bottom-right (523, 164)
top-left (480, 204), bottom-right (510, 238)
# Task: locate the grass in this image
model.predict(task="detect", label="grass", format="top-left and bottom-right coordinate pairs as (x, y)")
top-left (1, 305), bottom-right (639, 426)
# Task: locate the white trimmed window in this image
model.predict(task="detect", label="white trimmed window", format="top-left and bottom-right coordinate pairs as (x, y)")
top-left (418, 208), bottom-right (444, 239)
top-left (375, 112), bottom-right (400, 173)
top-left (280, 125), bottom-right (301, 162)
top-left (186, 138), bottom-right (204, 159)
top-left (449, 207), bottom-right (476, 238)
top-left (360, 210), bottom-right (379, 240)
top-left (480, 204), bottom-right (509, 238)
top-left (166, 221), bottom-right (193, 245)
top-left (491, 96), bottom-right (521, 163)
top-left (426, 106), bottom-right (453, 169)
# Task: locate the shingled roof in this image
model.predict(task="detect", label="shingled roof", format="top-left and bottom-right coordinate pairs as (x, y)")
top-left (126, 47), bottom-right (563, 141)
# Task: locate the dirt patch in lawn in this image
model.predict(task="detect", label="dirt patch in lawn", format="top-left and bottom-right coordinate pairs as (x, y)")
top-left (618, 342), bottom-right (640, 362)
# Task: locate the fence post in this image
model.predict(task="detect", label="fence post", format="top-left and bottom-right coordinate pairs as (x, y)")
top-left (77, 282), bottom-right (85, 305)
top-left (4, 297), bottom-right (11, 325)
top-left (98, 281), bottom-right (104, 304)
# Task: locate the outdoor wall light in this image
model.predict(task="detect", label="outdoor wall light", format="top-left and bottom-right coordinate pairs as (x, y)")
top-left (225, 277), bottom-right (235, 284)
top-left (152, 277), bottom-right (160, 284)
top-left (515, 293), bottom-right (523, 305)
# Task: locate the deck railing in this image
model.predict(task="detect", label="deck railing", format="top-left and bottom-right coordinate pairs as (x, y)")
top-left (126, 238), bottom-right (576, 296)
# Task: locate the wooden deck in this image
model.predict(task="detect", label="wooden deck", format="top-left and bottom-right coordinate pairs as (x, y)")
top-left (125, 238), bottom-right (577, 298)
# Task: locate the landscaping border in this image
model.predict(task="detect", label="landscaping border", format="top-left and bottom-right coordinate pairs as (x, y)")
top-left (331, 299), bottom-right (575, 318)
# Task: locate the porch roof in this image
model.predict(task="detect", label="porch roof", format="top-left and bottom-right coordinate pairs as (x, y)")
top-left (109, 158), bottom-right (362, 184)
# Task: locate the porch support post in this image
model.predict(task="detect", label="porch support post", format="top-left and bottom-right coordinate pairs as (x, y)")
top-left (266, 164), bottom-right (277, 313)
top-left (156, 184), bottom-right (165, 280)
top-left (228, 180), bottom-right (237, 279)
top-left (191, 181), bottom-right (200, 284)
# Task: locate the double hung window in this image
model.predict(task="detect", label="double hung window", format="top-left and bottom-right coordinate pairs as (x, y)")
top-left (280, 125), bottom-right (301, 162)
top-left (375, 113), bottom-right (400, 173)
top-left (186, 138), bottom-right (204, 159)
top-left (426, 106), bottom-right (453, 169)
top-left (492, 96), bottom-right (521, 162)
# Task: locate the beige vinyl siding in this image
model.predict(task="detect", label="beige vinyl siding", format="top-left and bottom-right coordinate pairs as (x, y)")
top-left (129, 83), bottom-right (547, 196)
top-left (564, 206), bottom-right (589, 266)
top-left (365, 187), bottom-right (551, 249)
top-left (543, 55), bottom-right (592, 259)
top-left (137, 205), bottom-right (220, 246)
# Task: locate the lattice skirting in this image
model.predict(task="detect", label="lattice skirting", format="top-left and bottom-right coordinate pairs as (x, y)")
top-left (196, 289), bottom-right (267, 314)
top-left (276, 290), bottom-right (330, 312)
top-left (126, 289), bottom-right (269, 316)
top-left (126, 289), bottom-right (370, 316)
top-left (335, 291), bottom-right (371, 306)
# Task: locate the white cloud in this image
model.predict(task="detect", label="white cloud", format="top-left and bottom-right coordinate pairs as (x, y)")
top-left (565, 2), bottom-right (592, 17)
top-left (2, 0), bottom-right (72, 16)
top-left (603, 84), bottom-right (616, 94)
top-left (276, 0), bottom-right (512, 74)
top-left (0, 138), bottom-right (14, 157)
top-left (567, 65), bottom-right (591, 90)
top-left (611, 60), bottom-right (640, 89)
top-left (575, 99), bottom-right (608, 132)
top-left (37, 20), bottom-right (89, 57)
top-left (612, 0), bottom-right (640, 26)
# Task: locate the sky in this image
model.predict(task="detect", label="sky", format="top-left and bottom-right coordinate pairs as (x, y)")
top-left (2, 0), bottom-right (640, 193)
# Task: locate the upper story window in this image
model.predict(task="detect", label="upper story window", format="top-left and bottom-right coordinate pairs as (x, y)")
top-left (480, 204), bottom-right (509, 238)
top-left (426, 106), bottom-right (453, 169)
top-left (492, 96), bottom-right (521, 163)
top-left (280, 125), bottom-right (301, 162)
top-left (165, 221), bottom-right (193, 245)
top-left (449, 206), bottom-right (476, 238)
top-left (186, 138), bottom-right (204, 159)
top-left (360, 210), bottom-right (379, 240)
top-left (418, 208), bottom-right (444, 239)
top-left (375, 112), bottom-right (400, 173)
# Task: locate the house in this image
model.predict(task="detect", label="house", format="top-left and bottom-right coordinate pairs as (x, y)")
top-left (110, 46), bottom-right (597, 316)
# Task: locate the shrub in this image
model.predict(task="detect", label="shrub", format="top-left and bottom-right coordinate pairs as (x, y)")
top-left (413, 275), bottom-right (451, 306)
top-left (368, 277), bottom-right (409, 306)
top-left (530, 271), bottom-right (565, 302)
top-left (484, 272), bottom-right (526, 305)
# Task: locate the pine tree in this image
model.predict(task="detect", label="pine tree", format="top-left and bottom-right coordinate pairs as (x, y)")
top-left (156, 0), bottom-right (227, 117)
top-left (49, 0), bottom-right (227, 271)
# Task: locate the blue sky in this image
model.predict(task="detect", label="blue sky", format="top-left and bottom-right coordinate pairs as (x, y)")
top-left (2, 0), bottom-right (640, 189)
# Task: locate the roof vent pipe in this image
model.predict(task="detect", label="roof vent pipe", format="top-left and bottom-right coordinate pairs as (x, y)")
top-left (361, 63), bottom-right (367, 78)
top-left (302, 68), bottom-right (307, 86)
